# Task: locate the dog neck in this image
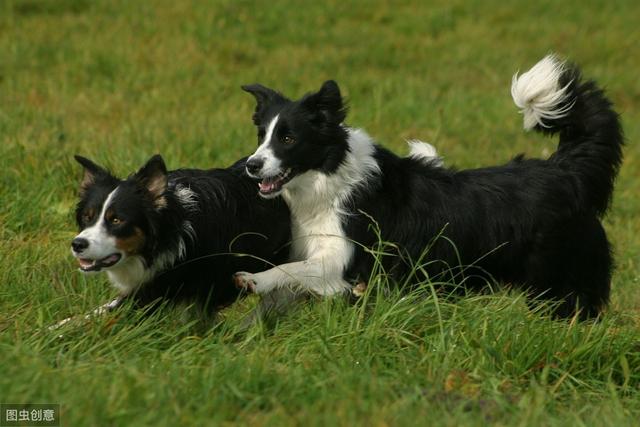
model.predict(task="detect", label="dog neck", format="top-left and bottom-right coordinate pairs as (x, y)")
top-left (282, 127), bottom-right (381, 217)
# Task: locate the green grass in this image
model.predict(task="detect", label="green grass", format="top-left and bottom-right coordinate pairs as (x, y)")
top-left (1, 0), bottom-right (640, 425)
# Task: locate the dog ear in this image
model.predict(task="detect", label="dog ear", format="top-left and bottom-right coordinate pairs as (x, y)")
top-left (301, 80), bottom-right (347, 124)
top-left (74, 155), bottom-right (110, 195)
top-left (133, 154), bottom-right (168, 209)
top-left (241, 84), bottom-right (286, 125)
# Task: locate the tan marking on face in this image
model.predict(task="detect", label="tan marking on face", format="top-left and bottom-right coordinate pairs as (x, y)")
top-left (115, 227), bottom-right (146, 255)
top-left (105, 208), bottom-right (115, 223)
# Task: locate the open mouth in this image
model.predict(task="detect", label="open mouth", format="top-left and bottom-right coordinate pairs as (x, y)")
top-left (258, 168), bottom-right (293, 197)
top-left (77, 253), bottom-right (122, 272)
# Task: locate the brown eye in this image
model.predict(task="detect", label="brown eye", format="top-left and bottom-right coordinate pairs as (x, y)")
top-left (110, 217), bottom-right (122, 225)
top-left (282, 135), bottom-right (295, 145)
top-left (82, 213), bottom-right (93, 223)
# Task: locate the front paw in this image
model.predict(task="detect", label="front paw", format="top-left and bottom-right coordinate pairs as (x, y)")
top-left (233, 272), bottom-right (257, 293)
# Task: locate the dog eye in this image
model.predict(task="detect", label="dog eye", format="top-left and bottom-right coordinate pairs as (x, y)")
top-left (82, 213), bottom-right (93, 223)
top-left (282, 136), bottom-right (295, 145)
top-left (110, 217), bottom-right (123, 225)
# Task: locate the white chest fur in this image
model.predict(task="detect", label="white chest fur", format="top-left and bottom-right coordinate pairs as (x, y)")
top-left (282, 128), bottom-right (380, 293)
top-left (284, 172), bottom-right (354, 269)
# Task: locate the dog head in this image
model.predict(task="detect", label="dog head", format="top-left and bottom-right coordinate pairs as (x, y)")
top-left (71, 155), bottom-right (168, 273)
top-left (242, 80), bottom-right (350, 198)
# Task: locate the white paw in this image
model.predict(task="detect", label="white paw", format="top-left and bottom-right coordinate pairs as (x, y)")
top-left (49, 316), bottom-right (74, 331)
top-left (233, 272), bottom-right (257, 293)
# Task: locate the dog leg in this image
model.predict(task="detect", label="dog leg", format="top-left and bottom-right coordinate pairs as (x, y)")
top-left (234, 258), bottom-right (351, 296)
top-left (49, 296), bottom-right (124, 331)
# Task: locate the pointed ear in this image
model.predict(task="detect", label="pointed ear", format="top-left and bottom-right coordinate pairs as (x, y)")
top-left (301, 80), bottom-right (347, 124)
top-left (241, 83), bottom-right (286, 125)
top-left (134, 154), bottom-right (168, 209)
top-left (74, 155), bottom-right (109, 195)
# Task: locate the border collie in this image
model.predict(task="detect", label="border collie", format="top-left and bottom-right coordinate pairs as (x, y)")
top-left (234, 54), bottom-right (623, 319)
top-left (63, 154), bottom-right (290, 323)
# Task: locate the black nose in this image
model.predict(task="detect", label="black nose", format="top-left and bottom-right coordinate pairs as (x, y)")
top-left (71, 237), bottom-right (89, 253)
top-left (246, 157), bottom-right (264, 176)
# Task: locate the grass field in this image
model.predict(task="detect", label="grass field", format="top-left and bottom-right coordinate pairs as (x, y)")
top-left (1, 0), bottom-right (639, 425)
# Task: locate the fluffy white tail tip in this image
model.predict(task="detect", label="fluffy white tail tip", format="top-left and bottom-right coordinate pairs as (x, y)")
top-left (511, 54), bottom-right (573, 130)
top-left (407, 140), bottom-right (443, 166)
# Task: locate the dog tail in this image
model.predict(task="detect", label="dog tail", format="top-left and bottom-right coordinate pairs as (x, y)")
top-left (407, 140), bottom-right (444, 166)
top-left (511, 54), bottom-right (623, 216)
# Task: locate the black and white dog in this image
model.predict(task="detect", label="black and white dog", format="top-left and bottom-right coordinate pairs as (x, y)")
top-left (64, 154), bottom-right (290, 323)
top-left (234, 55), bottom-right (623, 319)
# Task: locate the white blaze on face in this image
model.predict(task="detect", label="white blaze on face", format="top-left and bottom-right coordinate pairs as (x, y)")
top-left (72, 188), bottom-right (121, 260)
top-left (248, 114), bottom-right (283, 177)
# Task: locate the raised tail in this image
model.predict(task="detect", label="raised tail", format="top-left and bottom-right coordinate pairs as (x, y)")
top-left (511, 54), bottom-right (623, 216)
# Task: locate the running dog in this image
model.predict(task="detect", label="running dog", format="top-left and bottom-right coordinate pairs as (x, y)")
top-left (64, 154), bottom-right (291, 323)
top-left (234, 55), bottom-right (623, 319)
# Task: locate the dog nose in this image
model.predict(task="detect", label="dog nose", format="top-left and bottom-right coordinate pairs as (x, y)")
top-left (71, 237), bottom-right (89, 253)
top-left (246, 157), bottom-right (264, 176)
